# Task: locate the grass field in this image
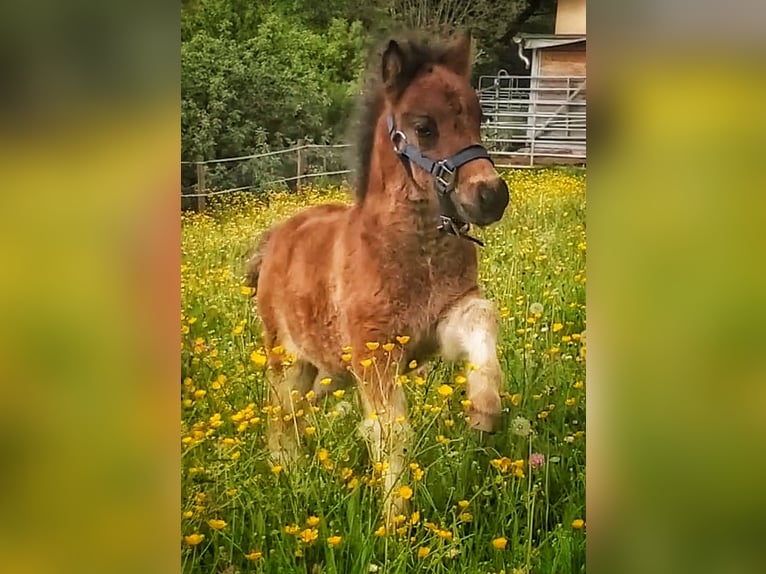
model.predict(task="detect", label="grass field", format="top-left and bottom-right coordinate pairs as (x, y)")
top-left (181, 168), bottom-right (586, 573)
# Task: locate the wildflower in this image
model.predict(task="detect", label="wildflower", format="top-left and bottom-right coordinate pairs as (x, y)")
top-left (250, 351), bottom-right (267, 367)
top-left (529, 453), bottom-right (545, 469)
top-left (565, 397), bottom-right (577, 406)
top-left (458, 499), bottom-right (470, 509)
top-left (374, 525), bottom-right (387, 537)
top-left (437, 529), bottom-right (453, 540)
top-left (207, 519), bottom-right (227, 530)
top-left (245, 550), bottom-right (263, 561)
top-left (398, 485), bottom-right (413, 500)
top-left (460, 512), bottom-right (473, 522)
top-left (306, 516), bottom-right (320, 527)
top-left (437, 435), bottom-right (449, 445)
top-left (417, 546), bottom-right (431, 559)
top-left (347, 477), bottom-right (359, 489)
top-left (341, 353), bottom-right (352, 362)
top-left (511, 416), bottom-right (532, 437)
top-left (230, 450), bottom-right (240, 461)
top-left (183, 510), bottom-right (193, 519)
top-left (414, 376), bottom-right (426, 386)
top-left (225, 488), bottom-right (237, 497)
top-left (300, 528), bottom-right (318, 544)
top-left (437, 384), bottom-right (454, 397)
top-left (317, 448), bottom-right (330, 462)
top-left (271, 345), bottom-right (285, 355)
top-left (537, 410), bottom-right (549, 419)
top-left (360, 359), bottom-right (372, 368)
top-left (285, 524), bottom-right (300, 535)
top-left (491, 457), bottom-right (513, 473)
top-left (193, 389), bottom-right (207, 399)
top-left (184, 533), bottom-right (205, 546)
top-left (444, 419), bottom-right (454, 428)
top-left (410, 511), bottom-right (420, 525)
top-left (240, 286), bottom-right (253, 296)
top-left (396, 335), bottom-right (410, 345)
top-left (529, 302), bottom-right (543, 314)
top-left (319, 377), bottom-right (332, 386)
top-left (552, 322), bottom-right (563, 332)
top-left (492, 537), bottom-right (508, 550)
top-left (365, 342), bottom-right (380, 351)
top-left (454, 374), bottom-right (467, 385)
top-left (408, 360), bottom-right (418, 369)
top-left (572, 518), bottom-right (585, 529)
top-left (460, 399), bottom-right (472, 408)
top-left (510, 393), bottom-right (522, 406)
top-left (304, 426), bottom-right (316, 436)
top-left (573, 380), bottom-right (584, 390)
top-left (327, 535), bottom-right (342, 547)
top-left (271, 465), bottom-right (283, 475)
top-left (333, 389), bottom-right (345, 398)
top-left (382, 342), bottom-right (395, 352)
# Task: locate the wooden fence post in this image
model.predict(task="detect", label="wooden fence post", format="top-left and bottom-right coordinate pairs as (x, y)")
top-left (196, 163), bottom-right (207, 212)
top-left (296, 138), bottom-right (304, 192)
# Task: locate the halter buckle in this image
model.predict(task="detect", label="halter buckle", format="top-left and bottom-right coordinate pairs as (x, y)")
top-left (434, 162), bottom-right (456, 193)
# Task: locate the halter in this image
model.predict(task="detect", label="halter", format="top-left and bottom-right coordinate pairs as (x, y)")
top-left (386, 114), bottom-right (493, 246)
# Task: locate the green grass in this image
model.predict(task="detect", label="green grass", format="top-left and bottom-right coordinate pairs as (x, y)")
top-left (181, 168), bottom-right (586, 573)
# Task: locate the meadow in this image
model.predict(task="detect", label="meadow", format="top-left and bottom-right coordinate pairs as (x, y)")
top-left (181, 168), bottom-right (586, 573)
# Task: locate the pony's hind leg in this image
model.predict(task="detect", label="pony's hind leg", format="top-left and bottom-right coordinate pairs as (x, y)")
top-left (358, 382), bottom-right (411, 526)
top-left (266, 358), bottom-right (318, 467)
top-left (437, 296), bottom-right (503, 432)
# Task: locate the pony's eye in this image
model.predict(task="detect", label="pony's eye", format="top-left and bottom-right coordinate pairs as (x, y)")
top-left (415, 125), bottom-right (432, 138)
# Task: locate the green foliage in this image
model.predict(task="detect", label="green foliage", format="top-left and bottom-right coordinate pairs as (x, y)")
top-left (181, 0), bottom-right (556, 193)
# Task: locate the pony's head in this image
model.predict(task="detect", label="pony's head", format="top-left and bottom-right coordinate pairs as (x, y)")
top-left (379, 32), bottom-right (509, 226)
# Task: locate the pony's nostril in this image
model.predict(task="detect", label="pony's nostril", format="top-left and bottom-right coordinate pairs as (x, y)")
top-left (478, 180), bottom-right (509, 213)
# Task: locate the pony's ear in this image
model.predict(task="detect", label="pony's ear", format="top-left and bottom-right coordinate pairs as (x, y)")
top-left (381, 39), bottom-right (406, 92)
top-left (443, 31), bottom-right (473, 78)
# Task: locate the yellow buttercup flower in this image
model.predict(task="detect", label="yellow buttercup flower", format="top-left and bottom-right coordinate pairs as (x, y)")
top-left (396, 335), bottom-right (410, 345)
top-left (510, 393), bottom-right (522, 406)
top-left (245, 550), bottom-right (263, 561)
top-left (454, 374), bottom-right (467, 385)
top-left (492, 537), bottom-right (508, 550)
top-left (184, 533), bottom-right (205, 546)
top-left (365, 341), bottom-right (380, 350)
top-left (341, 353), bottom-right (352, 362)
top-left (458, 499), bottom-right (470, 509)
top-left (207, 519), bottom-right (227, 530)
top-left (271, 465), bottom-right (283, 474)
top-left (437, 384), bottom-right (454, 397)
top-left (374, 525), bottom-right (386, 537)
top-left (410, 511), bottom-right (420, 525)
top-left (572, 518), bottom-right (585, 529)
top-left (300, 528), bottom-right (319, 544)
top-left (398, 485), bottom-right (413, 500)
top-left (327, 535), bottom-right (342, 547)
top-left (565, 397), bottom-right (577, 406)
top-left (306, 516), bottom-right (320, 527)
top-left (552, 322), bottom-right (563, 332)
top-left (250, 350), bottom-right (267, 366)
top-left (417, 546), bottom-right (431, 558)
top-left (271, 345), bottom-right (285, 355)
top-left (382, 342), bottom-right (395, 352)
top-left (408, 360), bottom-right (417, 369)
top-left (360, 358), bottom-right (372, 368)
top-left (304, 426), bottom-right (316, 436)
top-left (333, 389), bottom-right (345, 398)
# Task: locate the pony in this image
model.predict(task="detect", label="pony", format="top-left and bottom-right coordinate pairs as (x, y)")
top-left (245, 31), bottom-right (509, 522)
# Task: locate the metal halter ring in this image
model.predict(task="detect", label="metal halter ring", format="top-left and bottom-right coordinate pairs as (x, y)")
top-left (391, 130), bottom-right (407, 152)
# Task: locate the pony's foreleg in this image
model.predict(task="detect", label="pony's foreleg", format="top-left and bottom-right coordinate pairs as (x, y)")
top-left (358, 383), bottom-right (411, 526)
top-left (267, 359), bottom-right (318, 467)
top-left (437, 296), bottom-right (503, 432)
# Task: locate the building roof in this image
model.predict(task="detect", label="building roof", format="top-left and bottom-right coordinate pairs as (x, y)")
top-left (514, 34), bottom-right (586, 50)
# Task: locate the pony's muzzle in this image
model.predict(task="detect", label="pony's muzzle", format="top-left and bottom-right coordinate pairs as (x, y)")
top-left (463, 177), bottom-right (509, 226)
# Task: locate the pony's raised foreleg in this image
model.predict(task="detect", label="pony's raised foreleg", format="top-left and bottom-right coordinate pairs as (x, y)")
top-left (358, 383), bottom-right (411, 526)
top-left (266, 358), bottom-right (318, 467)
top-left (437, 296), bottom-right (503, 432)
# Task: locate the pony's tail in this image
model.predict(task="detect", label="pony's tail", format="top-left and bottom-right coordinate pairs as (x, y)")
top-left (244, 229), bottom-right (272, 295)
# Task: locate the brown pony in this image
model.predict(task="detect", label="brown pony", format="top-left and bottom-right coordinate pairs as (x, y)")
top-left (246, 31), bottom-right (509, 521)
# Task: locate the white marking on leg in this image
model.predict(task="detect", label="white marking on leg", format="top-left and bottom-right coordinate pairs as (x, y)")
top-left (437, 297), bottom-right (502, 431)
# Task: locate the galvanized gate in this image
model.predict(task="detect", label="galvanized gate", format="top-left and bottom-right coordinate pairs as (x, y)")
top-left (478, 70), bottom-right (586, 166)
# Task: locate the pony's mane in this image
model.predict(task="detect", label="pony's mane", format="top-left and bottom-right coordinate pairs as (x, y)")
top-left (349, 33), bottom-right (459, 201)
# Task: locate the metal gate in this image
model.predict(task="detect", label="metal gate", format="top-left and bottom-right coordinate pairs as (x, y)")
top-left (478, 71), bottom-right (586, 166)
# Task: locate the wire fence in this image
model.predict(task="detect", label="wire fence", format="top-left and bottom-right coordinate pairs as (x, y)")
top-left (181, 141), bottom-right (353, 210)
